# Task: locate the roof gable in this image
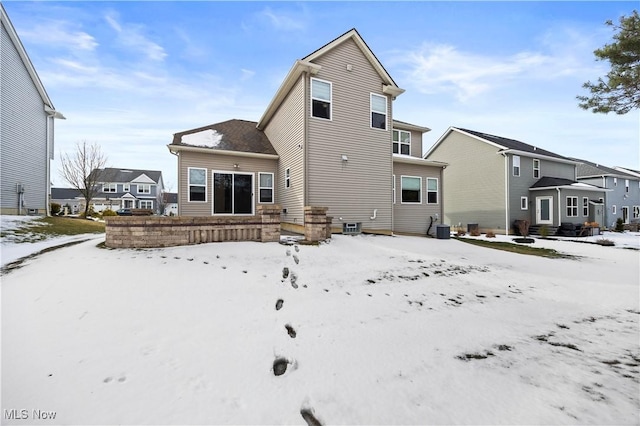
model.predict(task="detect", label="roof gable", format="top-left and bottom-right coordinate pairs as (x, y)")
top-left (257, 28), bottom-right (404, 130)
top-left (93, 168), bottom-right (163, 184)
top-left (131, 173), bottom-right (156, 184)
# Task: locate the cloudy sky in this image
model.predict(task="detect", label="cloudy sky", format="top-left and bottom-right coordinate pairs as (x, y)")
top-left (4, 1), bottom-right (638, 189)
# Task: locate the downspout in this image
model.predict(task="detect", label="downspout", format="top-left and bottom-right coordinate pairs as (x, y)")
top-left (45, 115), bottom-right (52, 216)
top-left (169, 149), bottom-right (180, 215)
top-left (556, 187), bottom-right (561, 226)
top-left (503, 153), bottom-right (509, 235)
top-left (303, 72), bottom-right (309, 211)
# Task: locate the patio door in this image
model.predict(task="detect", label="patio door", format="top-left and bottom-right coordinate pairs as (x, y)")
top-left (213, 172), bottom-right (254, 215)
top-left (622, 206), bottom-right (629, 224)
top-left (536, 196), bottom-right (553, 225)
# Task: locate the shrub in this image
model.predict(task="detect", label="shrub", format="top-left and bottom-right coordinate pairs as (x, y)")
top-left (50, 202), bottom-right (61, 215)
top-left (596, 238), bottom-right (615, 246)
top-left (517, 219), bottom-right (530, 237)
top-left (101, 209), bottom-right (117, 217)
top-left (539, 225), bottom-right (549, 238)
top-left (485, 231), bottom-right (496, 238)
top-left (470, 228), bottom-right (481, 237)
top-left (615, 218), bottom-right (625, 232)
top-left (455, 226), bottom-right (466, 237)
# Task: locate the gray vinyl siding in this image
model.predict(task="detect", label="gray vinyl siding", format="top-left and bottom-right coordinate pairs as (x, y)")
top-left (264, 75), bottom-right (305, 226)
top-left (392, 162), bottom-right (443, 234)
top-left (508, 155), bottom-right (576, 226)
top-left (177, 150), bottom-right (277, 216)
top-left (599, 175), bottom-right (640, 228)
top-left (1, 21), bottom-right (49, 214)
top-left (306, 38), bottom-right (393, 233)
top-left (426, 132), bottom-right (506, 232)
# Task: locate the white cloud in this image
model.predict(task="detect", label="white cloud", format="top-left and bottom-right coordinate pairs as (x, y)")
top-left (19, 20), bottom-right (98, 52)
top-left (104, 11), bottom-right (167, 62)
top-left (258, 6), bottom-right (307, 31)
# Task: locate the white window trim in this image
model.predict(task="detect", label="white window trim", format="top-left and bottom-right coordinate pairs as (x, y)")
top-left (102, 183), bottom-right (117, 193)
top-left (310, 77), bottom-right (332, 121)
top-left (400, 175), bottom-right (422, 204)
top-left (513, 155), bottom-right (520, 177)
top-left (393, 129), bottom-right (411, 156)
top-left (188, 167), bottom-right (207, 203)
top-left (285, 168), bottom-right (290, 189)
top-left (566, 196), bottom-right (578, 217)
top-left (613, 177), bottom-right (617, 186)
top-left (426, 177), bottom-right (438, 204)
top-left (370, 93), bottom-right (387, 130)
top-left (632, 206), bottom-right (640, 219)
top-left (258, 172), bottom-right (274, 204)
top-left (533, 159), bottom-right (540, 179)
top-left (582, 197), bottom-right (589, 217)
top-left (123, 183), bottom-right (130, 192)
top-left (521, 196), bottom-right (528, 210)
top-left (625, 179), bottom-right (629, 192)
top-left (612, 205), bottom-right (617, 214)
top-left (139, 200), bottom-right (153, 209)
top-left (138, 184), bottom-right (151, 194)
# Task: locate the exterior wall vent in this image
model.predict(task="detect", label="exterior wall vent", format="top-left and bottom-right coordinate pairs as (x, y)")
top-left (342, 222), bottom-right (362, 235)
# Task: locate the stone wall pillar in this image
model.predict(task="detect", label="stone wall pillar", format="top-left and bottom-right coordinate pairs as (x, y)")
top-left (259, 204), bottom-right (282, 242)
top-left (304, 206), bottom-right (331, 242)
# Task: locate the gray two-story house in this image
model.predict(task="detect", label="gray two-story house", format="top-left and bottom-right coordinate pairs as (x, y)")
top-left (89, 168), bottom-right (165, 213)
top-left (168, 29), bottom-right (446, 235)
top-left (424, 127), bottom-right (608, 234)
top-left (1, 4), bottom-right (65, 215)
top-left (574, 159), bottom-right (640, 228)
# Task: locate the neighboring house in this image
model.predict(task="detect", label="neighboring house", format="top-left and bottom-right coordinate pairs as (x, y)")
top-left (424, 127), bottom-right (608, 234)
top-left (162, 192), bottom-right (178, 216)
top-left (89, 168), bottom-right (165, 213)
top-left (1, 4), bottom-right (65, 215)
top-left (51, 188), bottom-right (84, 214)
top-left (168, 29), bottom-right (446, 235)
top-left (573, 159), bottom-right (640, 227)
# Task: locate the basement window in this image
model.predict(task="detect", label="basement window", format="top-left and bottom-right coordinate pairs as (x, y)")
top-left (342, 223), bottom-right (361, 235)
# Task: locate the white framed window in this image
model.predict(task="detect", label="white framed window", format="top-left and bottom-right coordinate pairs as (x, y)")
top-left (393, 130), bottom-right (411, 155)
top-left (392, 175), bottom-right (396, 204)
top-left (583, 197), bottom-right (589, 217)
top-left (188, 167), bottom-right (207, 202)
top-left (521, 196), bottom-right (528, 210)
top-left (285, 168), bottom-right (290, 189)
top-left (513, 155), bottom-right (520, 177)
top-left (139, 200), bottom-right (153, 209)
top-left (533, 159), bottom-right (540, 179)
top-left (401, 176), bottom-right (421, 204)
top-left (633, 206), bottom-right (640, 219)
top-left (138, 184), bottom-right (151, 194)
top-left (566, 196), bottom-right (578, 217)
top-left (103, 183), bottom-right (117, 193)
top-left (613, 177), bottom-right (617, 186)
top-left (625, 179), bottom-right (629, 193)
top-left (370, 93), bottom-right (387, 130)
top-left (259, 172), bottom-right (274, 203)
top-left (123, 183), bottom-right (130, 192)
top-left (311, 78), bottom-right (331, 120)
top-left (612, 205), bottom-right (617, 214)
top-left (426, 178), bottom-right (438, 204)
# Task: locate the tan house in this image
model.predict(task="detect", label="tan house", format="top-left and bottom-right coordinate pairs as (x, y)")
top-left (168, 29), bottom-right (446, 235)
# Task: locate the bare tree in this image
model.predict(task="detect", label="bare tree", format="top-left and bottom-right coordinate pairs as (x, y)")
top-left (59, 141), bottom-right (108, 218)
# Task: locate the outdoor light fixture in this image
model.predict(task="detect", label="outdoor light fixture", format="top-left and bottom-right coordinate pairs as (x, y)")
top-left (341, 155), bottom-right (348, 162)
top-left (233, 163), bottom-right (239, 168)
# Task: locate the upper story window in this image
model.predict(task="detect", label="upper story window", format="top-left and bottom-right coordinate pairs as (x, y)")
top-left (370, 94), bottom-right (387, 130)
top-left (533, 159), bottom-right (540, 178)
top-left (285, 168), bottom-right (290, 189)
top-left (123, 183), bottom-right (130, 192)
top-left (138, 184), bottom-right (151, 194)
top-left (625, 179), bottom-right (629, 192)
top-left (393, 130), bottom-right (411, 155)
top-left (513, 155), bottom-right (520, 177)
top-left (103, 183), bottom-right (117, 193)
top-left (188, 167), bottom-right (206, 202)
top-left (613, 177), bottom-right (617, 186)
top-left (311, 78), bottom-right (331, 120)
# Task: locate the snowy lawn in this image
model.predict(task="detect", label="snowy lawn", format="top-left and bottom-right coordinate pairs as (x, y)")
top-left (1, 228), bottom-right (639, 425)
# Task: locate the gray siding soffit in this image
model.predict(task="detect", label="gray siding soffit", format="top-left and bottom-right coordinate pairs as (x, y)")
top-left (392, 119), bottom-right (431, 133)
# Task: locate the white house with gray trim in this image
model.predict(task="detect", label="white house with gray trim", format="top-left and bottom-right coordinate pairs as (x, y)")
top-left (424, 127), bottom-right (608, 234)
top-left (1, 4), bottom-right (65, 215)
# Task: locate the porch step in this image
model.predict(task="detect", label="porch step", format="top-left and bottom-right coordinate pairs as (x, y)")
top-left (528, 225), bottom-right (558, 236)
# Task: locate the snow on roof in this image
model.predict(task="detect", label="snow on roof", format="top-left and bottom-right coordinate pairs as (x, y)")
top-left (181, 129), bottom-right (223, 148)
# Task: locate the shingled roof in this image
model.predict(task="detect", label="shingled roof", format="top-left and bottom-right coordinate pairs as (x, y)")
top-left (530, 176), bottom-right (606, 190)
top-left (171, 119), bottom-right (277, 155)
top-left (572, 158), bottom-right (637, 179)
top-left (456, 128), bottom-right (573, 161)
top-left (90, 168), bottom-right (163, 184)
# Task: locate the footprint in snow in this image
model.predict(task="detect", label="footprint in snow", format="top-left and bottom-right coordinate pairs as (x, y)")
top-left (300, 407), bottom-right (323, 426)
top-left (276, 299), bottom-right (284, 310)
top-left (293, 254), bottom-right (299, 264)
top-left (285, 324), bottom-right (297, 338)
top-left (282, 267), bottom-right (290, 279)
top-left (286, 249), bottom-right (291, 256)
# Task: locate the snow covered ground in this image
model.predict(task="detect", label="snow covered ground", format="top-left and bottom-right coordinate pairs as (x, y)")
top-left (1, 217), bottom-right (639, 425)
